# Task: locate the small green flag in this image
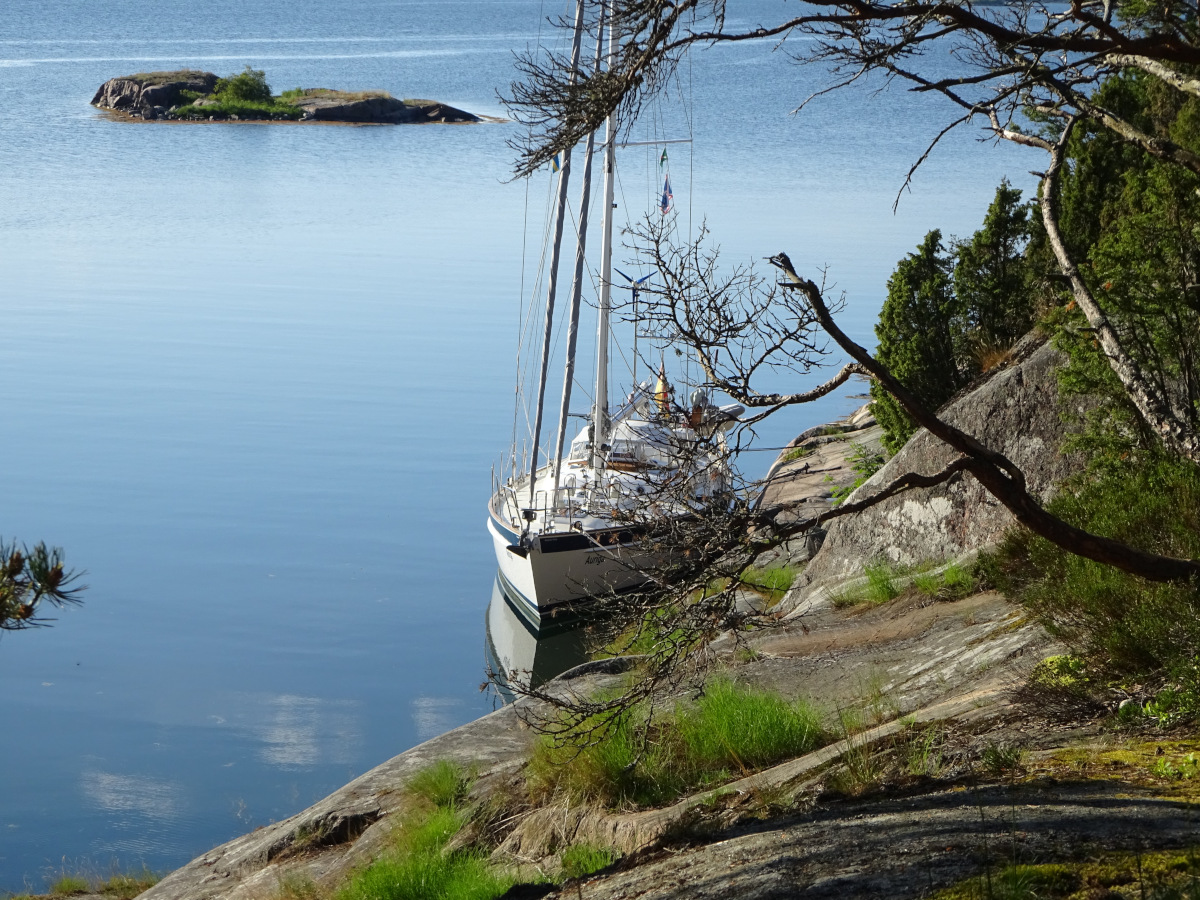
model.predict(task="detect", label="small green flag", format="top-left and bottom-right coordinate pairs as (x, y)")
top-left (660, 148), bottom-right (668, 167)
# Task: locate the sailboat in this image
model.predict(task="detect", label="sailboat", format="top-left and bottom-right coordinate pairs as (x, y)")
top-left (487, 0), bottom-right (743, 625)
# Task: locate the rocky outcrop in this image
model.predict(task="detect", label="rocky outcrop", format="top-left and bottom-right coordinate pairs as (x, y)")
top-left (129, 586), bottom-right (1059, 900)
top-left (102, 330), bottom-right (1187, 900)
top-left (793, 334), bottom-right (1090, 596)
top-left (91, 70), bottom-right (218, 119)
top-left (286, 91), bottom-right (479, 124)
top-left (90, 72), bottom-right (481, 124)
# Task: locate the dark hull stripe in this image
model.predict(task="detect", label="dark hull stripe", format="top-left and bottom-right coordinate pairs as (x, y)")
top-left (489, 508), bottom-right (521, 545)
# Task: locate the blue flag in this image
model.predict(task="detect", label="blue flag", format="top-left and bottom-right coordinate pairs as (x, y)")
top-left (551, 153), bottom-right (561, 173)
top-left (660, 174), bottom-right (673, 214)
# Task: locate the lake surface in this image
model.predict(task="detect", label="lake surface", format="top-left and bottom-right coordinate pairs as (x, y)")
top-left (0, 0), bottom-right (1034, 889)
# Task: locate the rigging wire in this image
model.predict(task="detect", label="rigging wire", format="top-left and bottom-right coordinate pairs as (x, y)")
top-left (511, 0), bottom-right (558, 473)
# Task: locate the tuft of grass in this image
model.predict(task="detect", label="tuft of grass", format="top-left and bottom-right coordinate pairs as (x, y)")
top-left (676, 679), bottom-right (826, 775)
top-left (405, 760), bottom-right (473, 809)
top-left (940, 562), bottom-right (975, 596)
top-left (903, 724), bottom-right (947, 778)
top-left (335, 762), bottom-right (514, 900)
top-left (739, 564), bottom-right (796, 605)
top-left (335, 813), bottom-right (511, 900)
top-left (828, 442), bottom-right (886, 506)
top-left (864, 562), bottom-right (900, 603)
top-left (559, 844), bottom-right (617, 880)
top-left (48, 876), bottom-right (90, 897)
top-left (833, 562), bottom-right (900, 608)
top-left (826, 714), bottom-right (886, 795)
top-left (913, 562), bottom-right (976, 600)
top-left (836, 558), bottom-right (979, 608)
top-left (528, 679), bottom-right (827, 808)
top-left (975, 342), bottom-right (1016, 373)
top-left (98, 869), bottom-right (159, 900)
top-left (781, 445), bottom-right (813, 463)
top-left (527, 706), bottom-right (680, 807)
top-left (980, 741), bottom-right (1025, 776)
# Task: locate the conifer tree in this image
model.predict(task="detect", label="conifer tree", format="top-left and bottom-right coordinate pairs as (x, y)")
top-left (0, 541), bottom-right (83, 631)
top-left (870, 230), bottom-right (965, 454)
top-left (953, 180), bottom-right (1034, 366)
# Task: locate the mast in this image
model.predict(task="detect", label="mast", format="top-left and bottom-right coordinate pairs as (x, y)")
top-left (550, 5), bottom-right (607, 493)
top-left (592, 8), bottom-right (617, 472)
top-left (525, 1), bottom-right (587, 507)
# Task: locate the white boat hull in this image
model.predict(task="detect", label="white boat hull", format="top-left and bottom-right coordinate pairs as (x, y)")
top-left (487, 510), bottom-right (651, 624)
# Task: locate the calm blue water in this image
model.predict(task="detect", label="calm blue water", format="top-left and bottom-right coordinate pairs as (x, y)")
top-left (0, 0), bottom-right (1034, 889)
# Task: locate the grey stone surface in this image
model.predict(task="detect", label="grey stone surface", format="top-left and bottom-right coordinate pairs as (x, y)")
top-left (90, 74), bottom-right (480, 124)
top-left (756, 404), bottom-right (884, 569)
top-left (134, 702), bottom-right (536, 900)
top-left (535, 782), bottom-right (1200, 900)
top-left (91, 71), bottom-right (218, 116)
top-left (289, 94), bottom-right (479, 124)
top-left (101, 337), bottom-right (1121, 900)
top-left (795, 336), bottom-right (1089, 594)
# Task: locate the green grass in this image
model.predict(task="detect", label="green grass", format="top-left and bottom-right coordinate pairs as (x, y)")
top-left (560, 844), bottom-right (618, 880)
top-left (279, 88), bottom-right (391, 102)
top-left (912, 562), bottom-right (975, 600)
top-left (903, 724), bottom-right (947, 778)
top-left (864, 562), bottom-right (900, 603)
top-left (334, 763), bottom-right (514, 900)
top-left (97, 869), bottom-right (159, 900)
top-left (834, 561), bottom-right (902, 607)
top-left (528, 678), bottom-right (827, 808)
top-left (931, 851), bottom-right (1200, 900)
top-left (172, 98), bottom-right (303, 120)
top-left (36, 867), bottom-right (159, 900)
top-left (676, 678), bottom-right (825, 773)
top-left (835, 559), bottom-right (979, 608)
top-left (335, 809), bottom-right (511, 900)
top-left (405, 759), bottom-right (473, 809)
top-left (781, 445), bottom-right (813, 463)
top-left (980, 741), bottom-right (1025, 776)
top-left (739, 564), bottom-right (796, 604)
top-left (48, 877), bottom-right (89, 897)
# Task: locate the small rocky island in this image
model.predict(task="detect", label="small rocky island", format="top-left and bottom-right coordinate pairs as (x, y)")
top-left (91, 68), bottom-right (480, 124)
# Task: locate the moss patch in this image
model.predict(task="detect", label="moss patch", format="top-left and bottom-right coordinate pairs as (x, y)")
top-left (932, 851), bottom-right (1200, 900)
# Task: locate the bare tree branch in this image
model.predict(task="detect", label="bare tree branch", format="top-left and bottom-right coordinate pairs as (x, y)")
top-left (1109, 54), bottom-right (1200, 97)
top-left (768, 251), bottom-right (1200, 582)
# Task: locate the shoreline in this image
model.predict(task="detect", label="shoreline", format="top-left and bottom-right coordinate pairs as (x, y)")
top-left (95, 110), bottom-right (507, 126)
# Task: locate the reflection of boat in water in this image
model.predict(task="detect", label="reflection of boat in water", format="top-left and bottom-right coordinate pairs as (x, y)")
top-left (484, 573), bottom-right (592, 701)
